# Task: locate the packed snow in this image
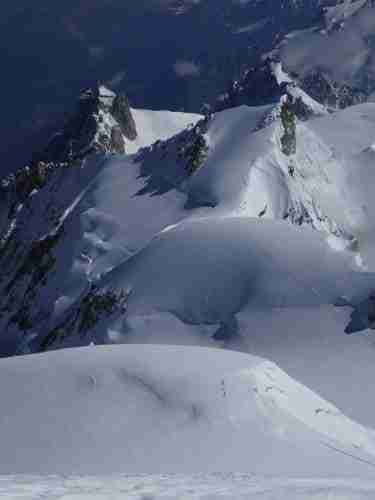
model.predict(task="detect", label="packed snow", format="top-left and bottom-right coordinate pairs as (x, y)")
top-left (1, 344), bottom-right (375, 478)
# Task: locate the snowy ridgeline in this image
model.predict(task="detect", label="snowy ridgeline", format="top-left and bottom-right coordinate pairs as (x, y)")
top-left (6, 101), bottom-right (375, 351)
top-left (3, 99), bottom-right (375, 356)
top-left (2, 344), bottom-right (375, 479)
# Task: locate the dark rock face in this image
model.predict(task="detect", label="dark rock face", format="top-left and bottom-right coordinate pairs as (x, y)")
top-left (34, 85), bottom-right (137, 164)
top-left (38, 88), bottom-right (99, 163)
top-left (216, 59), bottom-right (284, 111)
top-left (287, 95), bottom-right (315, 121)
top-left (1, 0), bottom-right (327, 176)
top-left (280, 96), bottom-right (297, 157)
top-left (0, 154), bottom-right (107, 357)
top-left (182, 125), bottom-right (209, 176)
top-left (112, 95), bottom-right (138, 141)
top-left (300, 70), bottom-right (367, 110)
top-left (0, 84), bottom-right (138, 354)
top-left (39, 285), bottom-right (130, 352)
top-left (215, 59), bottom-right (324, 122)
top-left (110, 127), bottom-right (126, 154)
top-left (217, 58), bottom-right (368, 118)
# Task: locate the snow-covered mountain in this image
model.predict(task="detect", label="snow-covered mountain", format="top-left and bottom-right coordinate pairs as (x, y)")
top-left (216, 58), bottom-right (329, 115)
top-left (3, 10), bottom-right (375, 485)
top-left (0, 86), bottom-right (201, 356)
top-left (2, 71), bottom-right (375, 359)
top-left (218, 57), bottom-right (368, 112)
top-left (3, 0), bottom-right (366, 176)
top-left (280, 1), bottom-right (375, 104)
top-left (216, 2), bottom-right (375, 112)
top-left (33, 83), bottom-right (201, 163)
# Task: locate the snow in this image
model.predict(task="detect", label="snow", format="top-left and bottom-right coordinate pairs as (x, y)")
top-left (4, 92), bottom-right (375, 492)
top-left (70, 97), bottom-right (375, 434)
top-left (80, 215), bottom-right (375, 427)
top-left (100, 217), bottom-right (361, 318)
top-left (128, 108), bottom-right (202, 154)
top-left (2, 474), bottom-right (375, 500)
top-left (1, 344), bottom-right (375, 478)
top-left (188, 102), bottom-right (375, 259)
top-left (3, 4), bottom-right (375, 494)
top-left (6, 100), bottom-right (375, 369)
top-left (95, 103), bottom-right (201, 158)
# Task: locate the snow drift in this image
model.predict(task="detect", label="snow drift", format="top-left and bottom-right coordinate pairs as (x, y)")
top-left (1, 344), bottom-right (375, 477)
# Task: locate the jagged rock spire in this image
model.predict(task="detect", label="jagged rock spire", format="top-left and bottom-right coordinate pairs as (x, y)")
top-left (34, 84), bottom-right (138, 164)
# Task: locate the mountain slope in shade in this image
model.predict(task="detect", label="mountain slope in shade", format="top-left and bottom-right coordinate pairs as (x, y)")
top-left (0, 99), bottom-right (201, 356)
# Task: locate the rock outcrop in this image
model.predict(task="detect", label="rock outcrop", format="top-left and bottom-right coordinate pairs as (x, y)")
top-left (34, 85), bottom-right (137, 164)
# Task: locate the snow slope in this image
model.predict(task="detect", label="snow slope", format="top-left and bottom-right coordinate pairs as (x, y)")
top-left (1, 344), bottom-right (375, 477)
top-left (187, 102), bottom-right (375, 247)
top-left (129, 108), bottom-right (201, 154)
top-left (3, 100), bottom-right (375, 356)
top-left (99, 217), bottom-right (365, 319)
top-left (2, 97), bottom-right (375, 439)
top-left (56, 216), bottom-right (375, 429)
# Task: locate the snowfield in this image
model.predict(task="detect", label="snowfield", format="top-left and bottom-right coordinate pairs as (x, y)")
top-left (1, 344), bottom-right (375, 479)
top-left (70, 216), bottom-right (375, 429)
top-left (2, 474), bottom-right (375, 500)
top-left (128, 108), bottom-right (202, 155)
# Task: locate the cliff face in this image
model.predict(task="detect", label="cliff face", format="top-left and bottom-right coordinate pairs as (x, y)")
top-left (34, 85), bottom-right (138, 164)
top-left (0, 83), bottom-right (202, 357)
top-left (299, 69), bottom-right (368, 110)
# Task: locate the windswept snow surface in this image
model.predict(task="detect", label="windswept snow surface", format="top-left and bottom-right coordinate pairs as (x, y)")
top-left (2, 474), bottom-right (375, 500)
top-left (1, 345), bottom-right (375, 477)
